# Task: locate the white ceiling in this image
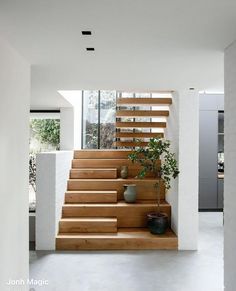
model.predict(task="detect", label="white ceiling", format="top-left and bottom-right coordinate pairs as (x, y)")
top-left (0, 0), bottom-right (236, 108)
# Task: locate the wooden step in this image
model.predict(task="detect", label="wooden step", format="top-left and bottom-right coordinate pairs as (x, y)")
top-left (70, 168), bottom-right (117, 179)
top-left (116, 132), bottom-right (164, 138)
top-left (72, 159), bottom-right (160, 178)
top-left (59, 218), bottom-right (117, 233)
top-left (116, 110), bottom-right (169, 117)
top-left (67, 178), bottom-right (165, 200)
top-left (114, 141), bottom-right (149, 147)
top-left (65, 190), bottom-right (117, 203)
top-left (56, 228), bottom-right (177, 250)
top-left (117, 98), bottom-right (172, 106)
top-left (62, 201), bottom-right (170, 227)
top-left (74, 150), bottom-right (132, 159)
top-left (116, 122), bottom-right (166, 128)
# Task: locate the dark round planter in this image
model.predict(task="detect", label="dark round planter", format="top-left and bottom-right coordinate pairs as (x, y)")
top-left (147, 212), bottom-right (169, 234)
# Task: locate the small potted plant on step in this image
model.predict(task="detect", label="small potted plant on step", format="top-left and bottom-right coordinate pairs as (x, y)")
top-left (128, 137), bottom-right (179, 234)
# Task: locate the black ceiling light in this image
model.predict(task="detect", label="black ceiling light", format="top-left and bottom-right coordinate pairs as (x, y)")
top-left (189, 87), bottom-right (195, 90)
top-left (86, 47), bottom-right (95, 51)
top-left (82, 31), bottom-right (92, 35)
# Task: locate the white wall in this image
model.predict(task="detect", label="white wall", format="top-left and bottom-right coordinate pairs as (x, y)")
top-left (165, 92), bottom-right (179, 234)
top-left (36, 151), bottom-right (73, 250)
top-left (224, 40), bottom-right (236, 291)
top-left (59, 90), bottom-right (82, 150)
top-left (0, 37), bottom-right (30, 290)
top-left (178, 90), bottom-right (199, 250)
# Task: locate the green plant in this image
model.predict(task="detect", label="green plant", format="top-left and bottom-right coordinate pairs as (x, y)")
top-left (128, 137), bottom-right (179, 213)
top-left (30, 119), bottom-right (60, 149)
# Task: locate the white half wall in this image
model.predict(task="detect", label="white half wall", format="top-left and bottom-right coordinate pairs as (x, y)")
top-left (178, 90), bottom-right (199, 250)
top-left (36, 151), bottom-right (73, 250)
top-left (0, 37), bottom-right (30, 290)
top-left (224, 40), bottom-right (236, 291)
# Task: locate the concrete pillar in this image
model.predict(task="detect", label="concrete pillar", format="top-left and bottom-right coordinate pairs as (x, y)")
top-left (224, 40), bottom-right (236, 291)
top-left (0, 37), bottom-right (30, 290)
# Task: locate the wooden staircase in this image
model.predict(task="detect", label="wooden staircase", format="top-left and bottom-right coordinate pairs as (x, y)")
top-left (56, 150), bottom-right (177, 250)
top-left (115, 92), bottom-right (172, 148)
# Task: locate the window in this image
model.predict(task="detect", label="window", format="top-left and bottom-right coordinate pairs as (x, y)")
top-left (82, 90), bottom-right (116, 149)
top-left (29, 111), bottom-right (60, 212)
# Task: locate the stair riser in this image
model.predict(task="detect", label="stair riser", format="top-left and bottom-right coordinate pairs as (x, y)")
top-left (74, 150), bottom-right (133, 159)
top-left (56, 237), bottom-right (177, 250)
top-left (65, 192), bottom-right (117, 203)
top-left (67, 180), bottom-right (165, 201)
top-left (71, 168), bottom-right (155, 179)
top-left (59, 221), bottom-right (117, 233)
top-left (70, 169), bottom-right (117, 179)
top-left (72, 159), bottom-right (160, 169)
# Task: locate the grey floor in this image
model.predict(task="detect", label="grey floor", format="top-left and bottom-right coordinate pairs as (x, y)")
top-left (30, 212), bottom-right (223, 291)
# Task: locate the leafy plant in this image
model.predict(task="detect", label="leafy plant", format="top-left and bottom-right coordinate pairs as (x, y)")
top-left (128, 137), bottom-right (179, 213)
top-left (30, 119), bottom-right (60, 149)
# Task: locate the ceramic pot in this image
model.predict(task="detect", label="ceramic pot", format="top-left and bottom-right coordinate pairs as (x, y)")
top-left (147, 212), bottom-right (169, 234)
top-left (121, 166), bottom-right (128, 179)
top-left (123, 184), bottom-right (136, 203)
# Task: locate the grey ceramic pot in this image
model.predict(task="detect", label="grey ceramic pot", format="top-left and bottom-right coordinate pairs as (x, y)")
top-left (123, 184), bottom-right (137, 203)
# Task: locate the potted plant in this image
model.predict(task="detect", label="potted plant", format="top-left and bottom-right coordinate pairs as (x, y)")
top-left (128, 137), bottom-right (179, 234)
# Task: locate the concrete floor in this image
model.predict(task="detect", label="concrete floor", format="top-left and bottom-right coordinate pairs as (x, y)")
top-left (30, 212), bottom-right (223, 291)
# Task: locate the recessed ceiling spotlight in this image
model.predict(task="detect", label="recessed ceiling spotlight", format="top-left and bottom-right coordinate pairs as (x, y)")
top-left (82, 31), bottom-right (92, 35)
top-left (189, 87), bottom-right (195, 90)
top-left (86, 47), bottom-right (95, 51)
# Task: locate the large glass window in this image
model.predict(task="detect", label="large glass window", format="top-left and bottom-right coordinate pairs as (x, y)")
top-left (82, 90), bottom-right (116, 149)
top-left (29, 112), bottom-right (60, 212)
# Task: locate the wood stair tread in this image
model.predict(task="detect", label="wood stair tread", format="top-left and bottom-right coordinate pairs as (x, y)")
top-left (66, 190), bottom-right (117, 194)
top-left (63, 201), bottom-right (169, 207)
top-left (68, 178), bottom-right (162, 182)
top-left (60, 218), bottom-right (117, 222)
top-left (57, 228), bottom-right (176, 238)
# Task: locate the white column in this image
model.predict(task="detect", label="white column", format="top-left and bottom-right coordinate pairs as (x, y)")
top-left (224, 40), bottom-right (236, 291)
top-left (178, 89), bottom-right (199, 250)
top-left (36, 151), bottom-right (73, 250)
top-left (0, 37), bottom-right (30, 290)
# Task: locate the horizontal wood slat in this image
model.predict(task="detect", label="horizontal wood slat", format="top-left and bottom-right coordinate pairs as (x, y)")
top-left (74, 150), bottom-right (132, 159)
top-left (70, 168), bottom-right (117, 179)
top-left (65, 190), bottom-right (117, 203)
top-left (114, 141), bottom-right (149, 147)
top-left (116, 121), bottom-right (166, 128)
top-left (115, 132), bottom-right (164, 138)
top-left (117, 98), bottom-right (172, 105)
top-left (116, 110), bottom-right (169, 117)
